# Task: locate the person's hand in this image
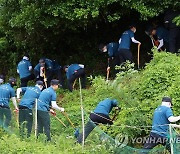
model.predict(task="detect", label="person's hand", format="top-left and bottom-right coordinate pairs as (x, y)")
top-left (50, 109), bottom-right (56, 116)
top-left (107, 67), bottom-right (110, 72)
top-left (115, 106), bottom-right (121, 110)
top-left (17, 98), bottom-right (21, 103)
top-left (40, 67), bottom-right (45, 71)
top-left (44, 78), bottom-right (47, 82)
top-left (14, 108), bottom-right (19, 113)
top-left (40, 67), bottom-right (45, 77)
top-left (74, 70), bottom-right (78, 73)
top-left (60, 107), bottom-right (65, 112)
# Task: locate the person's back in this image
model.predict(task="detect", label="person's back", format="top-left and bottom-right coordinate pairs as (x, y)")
top-left (66, 64), bottom-right (81, 79)
top-left (34, 58), bottom-right (53, 72)
top-left (107, 43), bottom-right (119, 57)
top-left (156, 27), bottom-right (169, 43)
top-left (0, 83), bottom-right (14, 107)
top-left (19, 86), bottom-right (42, 109)
top-left (77, 98), bottom-right (119, 143)
top-left (52, 60), bottom-right (61, 71)
top-left (17, 59), bottom-right (32, 79)
top-left (119, 30), bottom-right (134, 49)
top-left (94, 98), bottom-right (118, 116)
top-left (17, 55), bottom-right (34, 87)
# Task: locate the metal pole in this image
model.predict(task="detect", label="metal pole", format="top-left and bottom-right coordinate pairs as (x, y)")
top-left (79, 78), bottom-right (85, 148)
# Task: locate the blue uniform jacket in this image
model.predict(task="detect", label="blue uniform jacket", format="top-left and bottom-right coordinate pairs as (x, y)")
top-left (0, 83), bottom-right (15, 107)
top-left (119, 30), bottom-right (134, 50)
top-left (37, 87), bottom-right (56, 112)
top-left (107, 43), bottom-right (119, 57)
top-left (156, 27), bottom-right (169, 43)
top-left (17, 59), bottom-right (32, 79)
top-left (19, 86), bottom-right (42, 110)
top-left (66, 64), bottom-right (82, 79)
top-left (151, 106), bottom-right (173, 137)
top-left (94, 98), bottom-right (118, 116)
top-left (34, 58), bottom-right (53, 78)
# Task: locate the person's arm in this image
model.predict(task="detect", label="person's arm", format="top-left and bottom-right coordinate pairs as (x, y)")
top-left (40, 67), bottom-right (44, 77)
top-left (119, 38), bottom-right (121, 44)
top-left (79, 64), bottom-right (84, 68)
top-left (112, 99), bottom-right (118, 107)
top-left (151, 38), bottom-right (155, 46)
top-left (16, 88), bottom-right (22, 99)
top-left (28, 61), bottom-right (33, 71)
top-left (157, 39), bottom-right (163, 50)
top-left (34, 65), bottom-right (40, 78)
top-left (29, 66), bottom-right (32, 71)
top-left (11, 97), bottom-right (18, 110)
top-left (168, 116), bottom-right (180, 123)
top-left (131, 37), bottom-right (141, 44)
top-left (0, 79), bottom-right (3, 84)
top-left (51, 101), bottom-right (64, 112)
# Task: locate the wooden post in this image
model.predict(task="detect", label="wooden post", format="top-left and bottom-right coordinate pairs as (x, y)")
top-left (137, 44), bottom-right (141, 69)
top-left (79, 78), bottom-right (85, 147)
top-left (62, 112), bottom-right (75, 128)
top-left (35, 99), bottom-right (38, 137)
top-left (43, 68), bottom-right (48, 88)
top-left (106, 58), bottom-right (110, 81)
top-left (54, 116), bottom-right (67, 127)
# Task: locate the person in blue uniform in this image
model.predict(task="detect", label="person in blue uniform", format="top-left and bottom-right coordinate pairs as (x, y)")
top-left (99, 42), bottom-right (119, 73)
top-left (143, 97), bottom-right (180, 153)
top-left (52, 60), bottom-right (64, 88)
top-left (17, 54), bottom-right (34, 87)
top-left (164, 10), bottom-right (180, 53)
top-left (77, 98), bottom-right (120, 143)
top-left (37, 79), bottom-right (65, 141)
top-left (16, 80), bottom-right (44, 137)
top-left (0, 77), bottom-right (18, 129)
top-left (148, 26), bottom-right (169, 51)
top-left (64, 64), bottom-right (85, 92)
top-left (118, 25), bottom-right (141, 64)
top-left (34, 58), bottom-right (64, 88)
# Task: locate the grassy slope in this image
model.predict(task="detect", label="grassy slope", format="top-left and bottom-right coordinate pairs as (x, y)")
top-left (0, 50), bottom-right (180, 153)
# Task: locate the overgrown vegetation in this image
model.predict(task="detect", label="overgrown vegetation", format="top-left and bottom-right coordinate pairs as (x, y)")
top-left (0, 0), bottom-right (179, 75)
top-left (0, 50), bottom-right (180, 153)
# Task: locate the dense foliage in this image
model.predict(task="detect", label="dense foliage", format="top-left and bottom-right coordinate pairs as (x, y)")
top-left (0, 0), bottom-right (179, 75)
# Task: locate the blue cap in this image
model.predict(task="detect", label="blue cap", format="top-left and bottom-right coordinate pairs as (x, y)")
top-left (162, 96), bottom-right (172, 105)
top-left (36, 80), bottom-right (44, 86)
top-left (51, 79), bottom-right (59, 85)
top-left (9, 77), bottom-right (16, 84)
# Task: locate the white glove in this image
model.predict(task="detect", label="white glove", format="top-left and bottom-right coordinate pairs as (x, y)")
top-left (40, 67), bottom-right (44, 77)
top-left (60, 107), bottom-right (65, 112)
top-left (79, 64), bottom-right (84, 68)
top-left (44, 78), bottom-right (47, 82)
